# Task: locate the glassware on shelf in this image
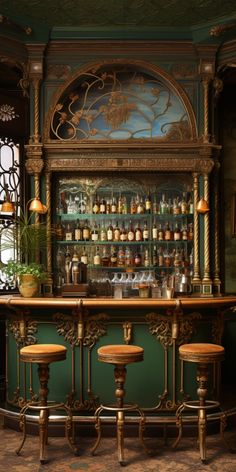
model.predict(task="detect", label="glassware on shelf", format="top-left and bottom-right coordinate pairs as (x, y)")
top-left (111, 272), bottom-right (123, 299)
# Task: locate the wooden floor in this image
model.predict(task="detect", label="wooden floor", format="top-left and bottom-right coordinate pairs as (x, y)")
top-left (1, 414), bottom-right (236, 471)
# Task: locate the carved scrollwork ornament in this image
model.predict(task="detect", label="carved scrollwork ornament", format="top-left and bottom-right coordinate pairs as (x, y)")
top-left (146, 312), bottom-right (173, 348)
top-left (53, 312), bottom-right (109, 348)
top-left (8, 316), bottom-right (38, 348)
top-left (177, 312), bottom-right (202, 346)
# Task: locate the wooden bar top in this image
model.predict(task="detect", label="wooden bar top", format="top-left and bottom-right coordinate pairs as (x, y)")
top-left (0, 294), bottom-right (236, 310)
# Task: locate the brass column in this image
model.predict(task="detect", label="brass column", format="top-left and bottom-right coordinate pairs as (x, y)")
top-left (202, 173), bottom-right (212, 295)
top-left (192, 173), bottom-right (201, 294)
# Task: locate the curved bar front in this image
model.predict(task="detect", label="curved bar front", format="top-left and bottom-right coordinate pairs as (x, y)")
top-left (0, 295), bottom-right (236, 432)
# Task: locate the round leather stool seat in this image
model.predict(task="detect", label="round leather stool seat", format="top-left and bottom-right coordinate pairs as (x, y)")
top-left (98, 344), bottom-right (144, 365)
top-left (179, 343), bottom-right (225, 364)
top-left (20, 344), bottom-right (67, 364)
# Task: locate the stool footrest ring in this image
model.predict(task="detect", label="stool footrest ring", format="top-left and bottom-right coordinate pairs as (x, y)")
top-left (99, 403), bottom-right (139, 413)
top-left (181, 400), bottom-right (220, 411)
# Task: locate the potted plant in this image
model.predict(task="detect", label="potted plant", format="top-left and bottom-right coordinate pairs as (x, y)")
top-left (2, 260), bottom-right (46, 297)
top-left (1, 203), bottom-right (49, 297)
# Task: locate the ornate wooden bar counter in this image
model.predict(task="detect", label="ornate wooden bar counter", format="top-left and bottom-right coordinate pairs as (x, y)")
top-left (1, 295), bottom-right (236, 434)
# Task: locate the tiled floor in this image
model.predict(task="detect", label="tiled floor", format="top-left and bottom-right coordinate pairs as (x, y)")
top-left (1, 417), bottom-right (236, 471)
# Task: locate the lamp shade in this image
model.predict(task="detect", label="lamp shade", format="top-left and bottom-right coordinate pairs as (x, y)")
top-left (196, 198), bottom-right (209, 213)
top-left (28, 198), bottom-right (47, 214)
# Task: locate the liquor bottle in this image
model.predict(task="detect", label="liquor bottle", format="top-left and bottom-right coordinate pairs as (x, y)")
top-left (173, 222), bottom-right (181, 241)
top-left (107, 221), bottom-right (114, 241)
top-left (142, 220), bottom-right (149, 241)
top-left (160, 194), bottom-right (167, 214)
top-left (93, 246), bottom-right (101, 266)
top-left (134, 249), bottom-right (142, 267)
top-left (92, 194), bottom-right (100, 214)
top-left (188, 222), bottom-right (194, 240)
top-left (120, 222), bottom-right (127, 242)
top-left (158, 247), bottom-right (164, 267)
top-left (60, 192), bottom-right (68, 214)
top-left (152, 245), bottom-right (158, 266)
top-left (164, 248), bottom-right (171, 267)
top-left (144, 248), bottom-right (150, 267)
top-left (158, 223), bottom-right (164, 241)
top-left (64, 246), bottom-right (71, 284)
top-left (111, 196), bottom-right (117, 214)
top-left (110, 246), bottom-right (118, 267)
top-left (152, 196), bottom-right (158, 214)
top-left (55, 215), bottom-right (64, 240)
top-left (80, 246), bottom-right (88, 265)
top-left (152, 219), bottom-right (158, 241)
top-left (164, 221), bottom-right (172, 241)
top-left (105, 198), bottom-right (110, 214)
top-left (188, 194), bottom-right (194, 214)
top-left (122, 196), bottom-right (128, 214)
top-left (67, 194), bottom-right (76, 214)
top-left (137, 196), bottom-right (145, 214)
top-left (117, 246), bottom-right (125, 267)
top-left (145, 192), bottom-right (152, 213)
top-left (82, 219), bottom-right (90, 241)
top-left (117, 194), bottom-right (123, 214)
top-left (99, 196), bottom-right (106, 214)
top-left (74, 219), bottom-right (82, 241)
top-left (130, 196), bottom-right (137, 214)
top-left (71, 248), bottom-right (80, 284)
top-left (65, 222), bottom-right (73, 241)
top-left (182, 224), bottom-right (188, 241)
top-left (127, 220), bottom-right (135, 241)
top-left (125, 246), bottom-right (133, 266)
top-left (134, 221), bottom-right (142, 241)
top-left (114, 221), bottom-right (120, 242)
top-left (189, 247), bottom-right (193, 265)
top-left (100, 221), bottom-right (107, 241)
top-left (173, 197), bottom-right (180, 215)
top-left (91, 222), bottom-right (99, 242)
top-left (180, 192), bottom-right (188, 214)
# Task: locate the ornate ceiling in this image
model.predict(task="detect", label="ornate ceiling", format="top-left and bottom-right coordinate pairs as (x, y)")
top-left (1, 0), bottom-right (236, 41)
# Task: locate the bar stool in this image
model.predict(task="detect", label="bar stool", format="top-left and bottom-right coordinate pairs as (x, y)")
top-left (91, 344), bottom-right (147, 466)
top-left (16, 344), bottom-right (77, 464)
top-left (173, 342), bottom-right (225, 462)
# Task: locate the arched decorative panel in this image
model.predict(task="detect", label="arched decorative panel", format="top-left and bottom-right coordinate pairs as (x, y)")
top-left (45, 60), bottom-right (197, 143)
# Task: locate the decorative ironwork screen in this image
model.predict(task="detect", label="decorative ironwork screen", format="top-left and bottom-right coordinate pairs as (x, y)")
top-left (0, 138), bottom-right (20, 291)
top-left (51, 66), bottom-right (192, 142)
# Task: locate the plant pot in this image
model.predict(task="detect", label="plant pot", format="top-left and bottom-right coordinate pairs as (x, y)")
top-left (18, 274), bottom-right (39, 298)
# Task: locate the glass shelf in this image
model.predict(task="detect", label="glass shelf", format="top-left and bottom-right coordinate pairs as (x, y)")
top-left (57, 212), bottom-right (193, 221)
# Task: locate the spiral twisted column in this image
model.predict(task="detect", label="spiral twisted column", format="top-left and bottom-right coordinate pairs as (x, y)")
top-left (32, 78), bottom-right (40, 144)
top-left (202, 173), bottom-right (212, 295)
top-left (192, 173), bottom-right (201, 294)
top-left (202, 78), bottom-right (210, 143)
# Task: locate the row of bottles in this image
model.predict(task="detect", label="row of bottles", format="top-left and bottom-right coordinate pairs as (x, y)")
top-left (56, 218), bottom-right (194, 242)
top-left (57, 191), bottom-right (193, 216)
top-left (56, 245), bottom-right (193, 272)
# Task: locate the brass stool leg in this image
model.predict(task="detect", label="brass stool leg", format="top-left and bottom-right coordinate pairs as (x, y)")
top-left (114, 364), bottom-right (126, 465)
top-left (16, 404), bottom-right (30, 455)
top-left (38, 362), bottom-right (50, 464)
top-left (91, 406), bottom-right (103, 455)
top-left (197, 363), bottom-right (208, 462)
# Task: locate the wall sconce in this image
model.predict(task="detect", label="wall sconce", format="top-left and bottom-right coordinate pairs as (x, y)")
top-left (196, 198), bottom-right (210, 214)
